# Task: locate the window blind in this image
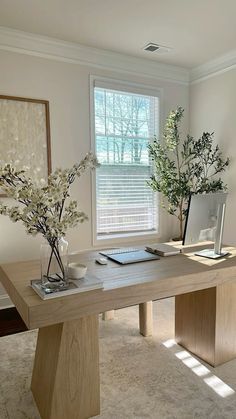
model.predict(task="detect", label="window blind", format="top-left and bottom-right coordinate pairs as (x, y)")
top-left (94, 85), bottom-right (159, 236)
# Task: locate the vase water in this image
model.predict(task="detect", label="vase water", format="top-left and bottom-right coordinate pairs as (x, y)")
top-left (41, 237), bottom-right (69, 292)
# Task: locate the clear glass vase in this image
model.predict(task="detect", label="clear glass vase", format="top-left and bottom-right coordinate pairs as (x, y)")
top-left (41, 237), bottom-right (69, 292)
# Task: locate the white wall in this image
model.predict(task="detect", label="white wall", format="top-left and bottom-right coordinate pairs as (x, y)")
top-left (190, 69), bottom-right (236, 245)
top-left (0, 49), bottom-right (189, 306)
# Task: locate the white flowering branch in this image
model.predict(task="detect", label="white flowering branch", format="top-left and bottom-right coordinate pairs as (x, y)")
top-left (0, 152), bottom-right (99, 281)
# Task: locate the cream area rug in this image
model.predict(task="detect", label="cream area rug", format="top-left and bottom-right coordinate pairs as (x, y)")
top-left (1, 298), bottom-right (236, 419)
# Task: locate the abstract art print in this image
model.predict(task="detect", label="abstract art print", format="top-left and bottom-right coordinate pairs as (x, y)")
top-left (0, 95), bottom-right (51, 196)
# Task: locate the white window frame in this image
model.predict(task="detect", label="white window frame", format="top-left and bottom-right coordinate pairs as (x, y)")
top-left (90, 75), bottom-right (164, 246)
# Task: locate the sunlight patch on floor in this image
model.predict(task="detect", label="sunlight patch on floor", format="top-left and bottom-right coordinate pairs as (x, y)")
top-left (162, 339), bottom-right (177, 348)
top-left (162, 341), bottom-right (235, 398)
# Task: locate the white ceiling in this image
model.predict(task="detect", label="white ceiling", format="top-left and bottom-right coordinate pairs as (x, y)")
top-left (0, 0), bottom-right (235, 69)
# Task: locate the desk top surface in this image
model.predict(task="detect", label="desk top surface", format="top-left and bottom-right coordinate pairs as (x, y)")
top-left (1, 243), bottom-right (236, 329)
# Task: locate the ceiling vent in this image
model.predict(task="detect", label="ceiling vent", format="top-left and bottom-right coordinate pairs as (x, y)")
top-left (143, 43), bottom-right (171, 54)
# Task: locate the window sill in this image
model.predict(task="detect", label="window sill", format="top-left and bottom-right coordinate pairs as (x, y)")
top-left (93, 229), bottom-right (160, 247)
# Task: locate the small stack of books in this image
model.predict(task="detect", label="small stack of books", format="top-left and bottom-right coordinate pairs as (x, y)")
top-left (145, 243), bottom-right (180, 257)
top-left (31, 274), bottom-right (103, 300)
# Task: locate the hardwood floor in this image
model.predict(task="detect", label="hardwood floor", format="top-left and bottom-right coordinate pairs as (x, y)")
top-left (0, 307), bottom-right (27, 337)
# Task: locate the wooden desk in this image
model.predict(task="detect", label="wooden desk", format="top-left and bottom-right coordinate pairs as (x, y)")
top-left (1, 244), bottom-right (236, 419)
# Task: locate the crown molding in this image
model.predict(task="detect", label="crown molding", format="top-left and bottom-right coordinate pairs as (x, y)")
top-left (0, 26), bottom-right (189, 85)
top-left (190, 49), bottom-right (236, 84)
top-left (1, 26), bottom-right (236, 86)
top-left (4, 25), bottom-right (235, 86)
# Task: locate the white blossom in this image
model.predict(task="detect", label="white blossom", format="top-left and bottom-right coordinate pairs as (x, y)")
top-left (0, 153), bottom-right (99, 243)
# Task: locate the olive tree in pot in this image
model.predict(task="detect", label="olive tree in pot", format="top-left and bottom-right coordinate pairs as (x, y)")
top-left (147, 107), bottom-right (230, 240)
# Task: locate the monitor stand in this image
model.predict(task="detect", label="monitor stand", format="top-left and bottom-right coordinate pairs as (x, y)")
top-left (195, 248), bottom-right (229, 259)
top-left (195, 203), bottom-right (229, 259)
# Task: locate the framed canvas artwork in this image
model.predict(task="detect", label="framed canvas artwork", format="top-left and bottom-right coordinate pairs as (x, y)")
top-left (0, 95), bottom-right (51, 196)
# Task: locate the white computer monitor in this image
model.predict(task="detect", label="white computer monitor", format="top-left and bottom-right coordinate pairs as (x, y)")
top-left (183, 192), bottom-right (228, 259)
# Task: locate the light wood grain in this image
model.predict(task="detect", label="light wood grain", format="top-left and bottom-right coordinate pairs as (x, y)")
top-left (215, 280), bottom-right (236, 365)
top-left (31, 315), bottom-right (100, 419)
top-left (0, 265), bottom-right (29, 326)
top-left (175, 279), bottom-right (236, 366)
top-left (1, 245), bottom-right (236, 330)
top-left (139, 302), bottom-right (153, 336)
top-left (102, 310), bottom-right (115, 320)
top-left (175, 288), bottom-right (216, 365)
top-left (2, 243), bottom-right (236, 419)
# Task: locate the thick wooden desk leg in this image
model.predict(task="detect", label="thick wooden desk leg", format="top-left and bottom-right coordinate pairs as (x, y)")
top-left (102, 310), bottom-right (115, 320)
top-left (139, 301), bottom-right (153, 337)
top-left (31, 315), bottom-right (100, 419)
top-left (175, 280), bottom-right (236, 366)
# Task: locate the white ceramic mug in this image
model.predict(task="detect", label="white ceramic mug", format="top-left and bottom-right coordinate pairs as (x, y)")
top-left (68, 262), bottom-right (87, 279)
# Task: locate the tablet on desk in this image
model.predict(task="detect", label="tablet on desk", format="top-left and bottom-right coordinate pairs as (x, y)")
top-left (106, 250), bottom-right (160, 265)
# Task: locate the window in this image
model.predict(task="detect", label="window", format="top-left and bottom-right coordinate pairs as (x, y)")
top-left (92, 79), bottom-right (159, 240)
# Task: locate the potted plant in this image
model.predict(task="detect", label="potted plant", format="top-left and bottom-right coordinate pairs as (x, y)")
top-left (0, 152), bottom-right (99, 291)
top-left (147, 107), bottom-right (229, 240)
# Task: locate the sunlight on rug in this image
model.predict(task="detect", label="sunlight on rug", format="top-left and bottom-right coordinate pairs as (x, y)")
top-left (1, 299), bottom-right (236, 419)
